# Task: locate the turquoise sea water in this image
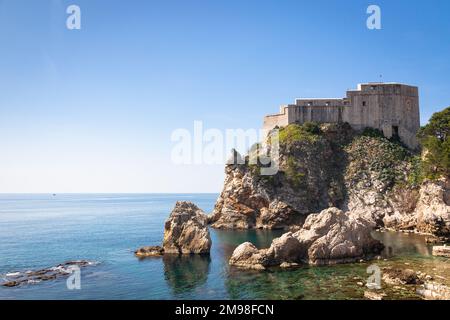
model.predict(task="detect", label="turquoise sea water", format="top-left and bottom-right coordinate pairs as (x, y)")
top-left (0, 194), bottom-right (447, 300)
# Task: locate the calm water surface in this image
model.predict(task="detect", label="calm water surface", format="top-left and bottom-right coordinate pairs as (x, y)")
top-left (0, 194), bottom-right (448, 300)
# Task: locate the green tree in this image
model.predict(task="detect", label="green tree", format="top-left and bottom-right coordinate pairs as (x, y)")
top-left (418, 106), bottom-right (450, 179)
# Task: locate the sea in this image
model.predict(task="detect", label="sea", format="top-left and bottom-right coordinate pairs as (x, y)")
top-left (0, 193), bottom-right (448, 300)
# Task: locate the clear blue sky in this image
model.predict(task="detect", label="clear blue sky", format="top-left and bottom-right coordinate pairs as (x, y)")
top-left (0, 0), bottom-right (449, 193)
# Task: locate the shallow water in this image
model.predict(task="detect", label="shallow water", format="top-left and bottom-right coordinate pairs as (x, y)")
top-left (0, 194), bottom-right (448, 300)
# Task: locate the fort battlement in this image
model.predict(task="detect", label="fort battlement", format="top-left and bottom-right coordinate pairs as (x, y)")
top-left (263, 83), bottom-right (420, 149)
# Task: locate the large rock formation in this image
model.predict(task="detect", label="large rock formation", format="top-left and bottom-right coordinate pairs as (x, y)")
top-left (380, 179), bottom-right (450, 238)
top-left (211, 123), bottom-right (352, 230)
top-left (210, 123), bottom-right (450, 239)
top-left (135, 201), bottom-right (211, 257)
top-left (229, 207), bottom-right (384, 269)
top-left (163, 201), bottom-right (212, 254)
top-left (414, 179), bottom-right (450, 236)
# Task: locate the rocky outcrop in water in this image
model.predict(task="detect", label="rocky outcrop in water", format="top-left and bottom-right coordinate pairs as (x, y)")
top-left (136, 201), bottom-right (211, 257)
top-left (1, 260), bottom-right (96, 287)
top-left (229, 207), bottom-right (384, 269)
top-left (135, 246), bottom-right (164, 257)
top-left (382, 267), bottom-right (423, 285)
top-left (211, 123), bottom-right (450, 240)
top-left (211, 123), bottom-right (352, 230)
top-left (163, 201), bottom-right (211, 254)
top-left (380, 266), bottom-right (450, 300)
top-left (417, 282), bottom-right (450, 300)
top-left (432, 245), bottom-right (450, 257)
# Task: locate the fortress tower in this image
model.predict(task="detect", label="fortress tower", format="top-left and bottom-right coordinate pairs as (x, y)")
top-left (263, 83), bottom-right (421, 149)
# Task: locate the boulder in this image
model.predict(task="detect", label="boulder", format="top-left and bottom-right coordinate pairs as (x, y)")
top-left (415, 179), bottom-right (450, 237)
top-left (432, 245), bottom-right (450, 258)
top-left (229, 207), bottom-right (384, 269)
top-left (417, 282), bottom-right (450, 300)
top-left (134, 246), bottom-right (164, 257)
top-left (163, 201), bottom-right (211, 254)
top-left (295, 208), bottom-right (384, 265)
top-left (228, 242), bottom-right (271, 270)
top-left (382, 267), bottom-right (423, 285)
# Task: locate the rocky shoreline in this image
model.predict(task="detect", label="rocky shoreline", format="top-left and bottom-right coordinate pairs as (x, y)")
top-left (361, 266), bottom-right (450, 300)
top-left (209, 124), bottom-right (450, 239)
top-left (1, 260), bottom-right (97, 288)
top-left (134, 122), bottom-right (449, 299)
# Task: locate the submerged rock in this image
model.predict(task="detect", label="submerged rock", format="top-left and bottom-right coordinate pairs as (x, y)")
top-left (163, 201), bottom-right (212, 254)
top-left (364, 290), bottom-right (386, 300)
top-left (417, 282), bottom-right (450, 300)
top-left (432, 245), bottom-right (450, 257)
top-left (162, 254), bottom-right (211, 294)
top-left (1, 260), bottom-right (96, 288)
top-left (229, 207), bottom-right (383, 269)
top-left (135, 246), bottom-right (164, 257)
top-left (382, 267), bottom-right (423, 285)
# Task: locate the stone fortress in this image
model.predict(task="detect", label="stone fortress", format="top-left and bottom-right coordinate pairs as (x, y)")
top-left (263, 83), bottom-right (421, 149)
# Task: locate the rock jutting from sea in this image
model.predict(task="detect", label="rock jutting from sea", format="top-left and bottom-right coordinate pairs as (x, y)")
top-left (229, 207), bottom-right (384, 269)
top-left (209, 122), bottom-right (450, 241)
top-left (135, 201), bottom-right (212, 257)
top-left (1, 260), bottom-right (97, 288)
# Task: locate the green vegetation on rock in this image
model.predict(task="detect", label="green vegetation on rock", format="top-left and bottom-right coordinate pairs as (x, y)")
top-left (418, 106), bottom-right (450, 180)
top-left (279, 122), bottom-right (321, 145)
top-left (407, 155), bottom-right (424, 187)
top-left (345, 135), bottom-right (410, 192)
top-left (284, 156), bottom-right (306, 189)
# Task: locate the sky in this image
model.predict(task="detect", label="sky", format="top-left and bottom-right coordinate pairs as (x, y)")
top-left (0, 0), bottom-right (449, 193)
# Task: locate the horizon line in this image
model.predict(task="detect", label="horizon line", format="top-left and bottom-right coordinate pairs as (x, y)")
top-left (0, 192), bottom-right (220, 195)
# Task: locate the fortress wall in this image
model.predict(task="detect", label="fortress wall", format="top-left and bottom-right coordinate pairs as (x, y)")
top-left (397, 87), bottom-right (420, 148)
top-left (262, 83), bottom-right (421, 149)
top-left (295, 99), bottom-right (344, 107)
top-left (343, 92), bottom-right (382, 130)
top-left (262, 105), bottom-right (289, 133)
top-left (290, 105), bottom-right (343, 123)
top-left (291, 99), bottom-right (345, 124)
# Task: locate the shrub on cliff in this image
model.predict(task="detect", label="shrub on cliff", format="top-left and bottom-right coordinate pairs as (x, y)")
top-left (345, 135), bottom-right (410, 192)
top-left (279, 122), bottom-right (321, 145)
top-left (284, 156), bottom-right (306, 189)
top-left (418, 106), bottom-right (450, 180)
top-left (362, 127), bottom-right (384, 138)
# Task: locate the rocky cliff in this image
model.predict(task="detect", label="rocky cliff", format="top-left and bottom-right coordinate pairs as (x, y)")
top-left (210, 122), bottom-right (450, 239)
